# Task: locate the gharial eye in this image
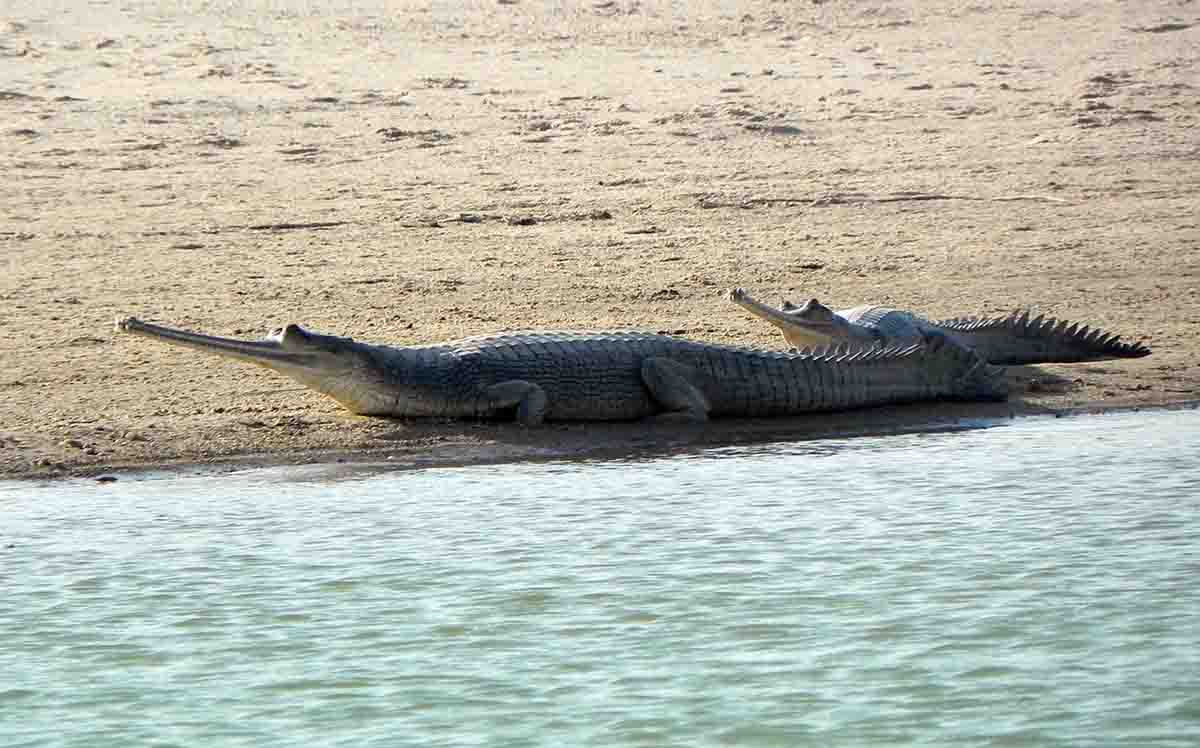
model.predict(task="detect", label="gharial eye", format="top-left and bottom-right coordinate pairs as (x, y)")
top-left (280, 324), bottom-right (309, 343)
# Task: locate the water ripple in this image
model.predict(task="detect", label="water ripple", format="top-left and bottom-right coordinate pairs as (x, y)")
top-left (1, 410), bottom-right (1199, 746)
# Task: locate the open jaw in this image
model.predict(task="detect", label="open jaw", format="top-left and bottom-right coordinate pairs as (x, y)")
top-left (115, 317), bottom-right (325, 372)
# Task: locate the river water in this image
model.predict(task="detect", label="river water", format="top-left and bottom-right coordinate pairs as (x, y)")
top-left (2, 409), bottom-right (1198, 746)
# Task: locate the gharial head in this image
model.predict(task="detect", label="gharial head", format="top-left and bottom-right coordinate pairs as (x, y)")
top-left (773, 298), bottom-right (861, 348)
top-left (115, 317), bottom-right (399, 415)
top-left (726, 288), bottom-right (858, 349)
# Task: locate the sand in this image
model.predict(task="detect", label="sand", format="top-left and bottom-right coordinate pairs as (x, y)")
top-left (2, 1), bottom-right (1197, 478)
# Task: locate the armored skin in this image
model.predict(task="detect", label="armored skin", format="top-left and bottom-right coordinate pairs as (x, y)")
top-left (115, 316), bottom-right (1007, 424)
top-left (727, 288), bottom-right (1150, 365)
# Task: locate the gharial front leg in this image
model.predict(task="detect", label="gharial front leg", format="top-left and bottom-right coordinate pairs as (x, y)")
top-left (640, 357), bottom-right (711, 422)
top-left (482, 380), bottom-right (549, 425)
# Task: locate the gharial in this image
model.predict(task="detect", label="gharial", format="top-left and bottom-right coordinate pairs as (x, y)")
top-left (726, 288), bottom-right (1151, 365)
top-left (114, 316), bottom-right (1007, 425)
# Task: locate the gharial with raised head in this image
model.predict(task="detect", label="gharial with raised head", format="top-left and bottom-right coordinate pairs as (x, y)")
top-left (727, 287), bottom-right (1151, 365)
top-left (115, 316), bottom-right (1008, 424)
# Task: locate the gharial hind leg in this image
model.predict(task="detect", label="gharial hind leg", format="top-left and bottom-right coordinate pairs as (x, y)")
top-left (483, 380), bottom-right (549, 425)
top-left (640, 357), bottom-right (711, 422)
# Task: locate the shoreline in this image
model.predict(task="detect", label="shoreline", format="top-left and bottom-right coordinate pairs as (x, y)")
top-left (8, 398), bottom-right (1197, 483)
top-left (3, 1), bottom-right (1195, 479)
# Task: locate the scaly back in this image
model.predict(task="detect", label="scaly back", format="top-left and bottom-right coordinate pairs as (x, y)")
top-left (837, 305), bottom-right (932, 343)
top-left (933, 310), bottom-right (1151, 365)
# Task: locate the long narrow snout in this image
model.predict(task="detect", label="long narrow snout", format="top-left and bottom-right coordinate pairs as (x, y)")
top-left (115, 317), bottom-right (316, 369)
top-left (117, 317), bottom-right (408, 416)
top-left (725, 288), bottom-right (844, 349)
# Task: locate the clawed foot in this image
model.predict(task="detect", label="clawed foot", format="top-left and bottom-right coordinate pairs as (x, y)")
top-left (725, 287), bottom-right (748, 302)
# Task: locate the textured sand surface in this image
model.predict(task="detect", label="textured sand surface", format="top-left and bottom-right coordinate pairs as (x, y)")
top-left (2, 1), bottom-right (1197, 477)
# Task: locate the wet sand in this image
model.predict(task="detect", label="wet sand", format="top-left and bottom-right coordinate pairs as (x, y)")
top-left (2, 1), bottom-right (1197, 478)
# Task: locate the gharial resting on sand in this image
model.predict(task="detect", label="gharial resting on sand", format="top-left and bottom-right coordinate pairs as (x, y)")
top-left (727, 287), bottom-right (1151, 365)
top-left (115, 313), bottom-right (1007, 425)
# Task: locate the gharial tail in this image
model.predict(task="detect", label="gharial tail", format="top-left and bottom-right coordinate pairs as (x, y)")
top-left (936, 311), bottom-right (1151, 366)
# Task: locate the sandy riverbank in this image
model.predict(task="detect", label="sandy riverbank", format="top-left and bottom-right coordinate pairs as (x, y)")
top-left (2, 1), bottom-right (1196, 478)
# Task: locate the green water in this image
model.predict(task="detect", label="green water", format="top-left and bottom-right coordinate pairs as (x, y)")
top-left (2, 410), bottom-right (1199, 746)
